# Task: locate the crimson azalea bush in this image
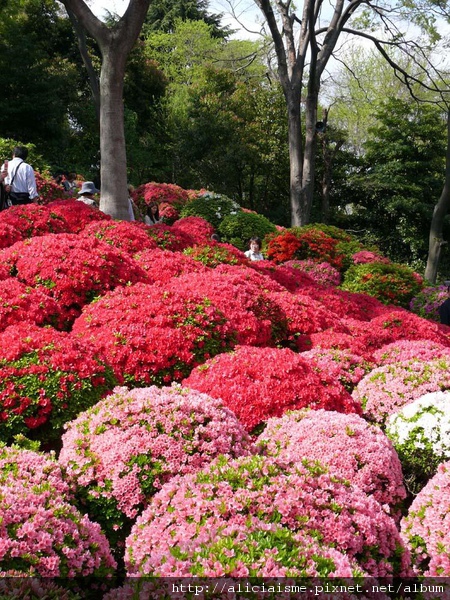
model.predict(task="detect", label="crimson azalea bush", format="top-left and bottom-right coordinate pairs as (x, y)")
top-left (132, 182), bottom-right (189, 215)
top-left (184, 242), bottom-right (248, 267)
top-left (249, 261), bottom-right (315, 292)
top-left (401, 461), bottom-right (450, 576)
top-left (257, 409), bottom-right (406, 510)
top-left (299, 285), bottom-right (388, 322)
top-left (35, 172), bottom-right (66, 202)
top-left (59, 385), bottom-right (253, 544)
top-left (144, 222), bottom-right (194, 251)
top-left (292, 227), bottom-right (347, 270)
top-left (0, 444), bottom-right (116, 577)
top-left (265, 229), bottom-right (302, 263)
top-left (47, 199), bottom-right (111, 233)
top-left (0, 222), bottom-right (22, 249)
top-left (183, 346), bottom-right (360, 432)
top-left (80, 220), bottom-right (158, 255)
top-left (0, 323), bottom-right (116, 444)
top-left (171, 216), bottom-right (215, 244)
top-left (0, 234), bottom-right (149, 326)
top-left (409, 285), bottom-right (449, 322)
top-left (0, 204), bottom-right (68, 238)
top-left (125, 454), bottom-right (410, 577)
top-left (341, 262), bottom-right (424, 307)
top-left (72, 283), bottom-right (235, 386)
top-left (283, 259), bottom-right (341, 287)
top-left (158, 201), bottom-right (179, 224)
top-left (134, 247), bottom-right (209, 284)
top-left (0, 278), bottom-right (61, 331)
top-left (353, 357), bottom-right (450, 425)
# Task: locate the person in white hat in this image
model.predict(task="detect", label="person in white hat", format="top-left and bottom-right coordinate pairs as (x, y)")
top-left (77, 181), bottom-right (99, 207)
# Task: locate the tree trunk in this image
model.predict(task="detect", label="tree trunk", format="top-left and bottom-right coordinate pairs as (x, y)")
top-left (286, 95), bottom-right (303, 226)
top-left (424, 110), bottom-right (450, 283)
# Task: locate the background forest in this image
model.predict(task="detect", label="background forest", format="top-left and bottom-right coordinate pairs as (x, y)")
top-left (1, 0), bottom-right (450, 274)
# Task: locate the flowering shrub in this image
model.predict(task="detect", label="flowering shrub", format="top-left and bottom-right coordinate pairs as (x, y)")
top-left (180, 192), bottom-right (241, 229)
top-left (387, 391), bottom-right (450, 490)
top-left (80, 220), bottom-right (158, 255)
top-left (132, 182), bottom-right (189, 215)
top-left (59, 385), bottom-right (252, 543)
top-left (257, 409), bottom-right (406, 509)
top-left (283, 259), bottom-right (341, 287)
top-left (249, 261), bottom-right (315, 292)
top-left (0, 204), bottom-right (68, 238)
top-left (342, 262), bottom-right (424, 307)
top-left (183, 346), bottom-right (360, 432)
top-left (0, 444), bottom-right (116, 577)
top-left (72, 283), bottom-right (234, 386)
top-left (0, 222), bottom-right (22, 249)
top-left (299, 285), bottom-right (388, 321)
top-left (0, 278), bottom-right (61, 331)
top-left (183, 242), bottom-right (247, 267)
top-left (35, 171), bottom-right (66, 202)
top-left (218, 211), bottom-right (276, 250)
top-left (265, 230), bottom-right (302, 263)
top-left (0, 234), bottom-right (148, 326)
top-left (144, 222), bottom-right (194, 251)
top-left (0, 578), bottom-right (81, 600)
top-left (134, 247), bottom-right (209, 284)
top-left (301, 347), bottom-right (371, 390)
top-left (47, 199), bottom-right (111, 233)
top-left (158, 202), bottom-right (179, 224)
top-left (353, 357), bottom-right (450, 425)
top-left (352, 250), bottom-right (390, 265)
top-left (292, 227), bottom-right (347, 270)
top-left (126, 454), bottom-right (409, 577)
top-left (0, 323), bottom-right (116, 443)
top-left (171, 216), bottom-right (215, 244)
top-left (401, 461), bottom-right (450, 576)
top-left (410, 285), bottom-right (449, 322)
top-left (373, 339), bottom-right (450, 366)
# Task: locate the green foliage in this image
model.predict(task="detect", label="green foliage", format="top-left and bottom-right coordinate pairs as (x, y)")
top-left (180, 192), bottom-right (241, 228)
top-left (0, 138), bottom-right (50, 172)
top-left (218, 211), bottom-right (277, 250)
top-left (341, 262), bottom-right (423, 307)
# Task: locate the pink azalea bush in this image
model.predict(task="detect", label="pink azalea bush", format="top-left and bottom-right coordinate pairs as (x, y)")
top-left (183, 346), bottom-right (360, 432)
top-left (59, 385), bottom-right (253, 543)
top-left (143, 222), bottom-right (194, 251)
top-left (0, 578), bottom-right (81, 600)
top-left (352, 250), bottom-right (390, 265)
top-left (300, 347), bottom-right (371, 389)
top-left (353, 357), bottom-right (450, 425)
top-left (0, 278), bottom-right (61, 331)
top-left (299, 285), bottom-right (388, 321)
top-left (373, 339), bottom-right (450, 366)
top-left (72, 283), bottom-right (234, 386)
top-left (283, 259), bottom-right (341, 286)
top-left (401, 461), bottom-right (450, 576)
top-left (134, 247), bottom-right (209, 284)
top-left (0, 323), bottom-right (116, 443)
top-left (125, 454), bottom-right (410, 577)
top-left (132, 182), bottom-right (189, 214)
top-left (0, 444), bottom-right (116, 577)
top-left (80, 220), bottom-right (158, 255)
top-left (257, 409), bottom-right (406, 509)
top-left (410, 285), bottom-right (450, 322)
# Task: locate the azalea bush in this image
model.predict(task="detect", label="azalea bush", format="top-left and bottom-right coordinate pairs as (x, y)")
top-left (300, 347), bottom-right (371, 390)
top-left (218, 211), bottom-right (276, 250)
top-left (184, 242), bottom-right (247, 267)
top-left (409, 285), bottom-right (449, 322)
top-left (48, 199), bottom-right (111, 233)
top-left (143, 222), bottom-right (194, 251)
top-left (134, 247), bottom-right (209, 284)
top-left (0, 444), bottom-right (116, 577)
top-left (387, 391), bottom-right (450, 491)
top-left (373, 339), bottom-right (450, 366)
top-left (125, 454), bottom-right (410, 577)
top-left (257, 409), bottom-right (406, 510)
top-left (0, 323), bottom-right (116, 444)
top-left (132, 182), bottom-right (190, 215)
top-left (72, 283), bottom-right (234, 386)
top-left (352, 250), bottom-right (390, 265)
top-left (401, 461), bottom-right (450, 576)
top-left (180, 192), bottom-right (241, 229)
top-left (0, 222), bottom-right (22, 249)
top-left (283, 259), bottom-right (341, 286)
top-left (0, 278), bottom-right (60, 331)
top-left (172, 216), bottom-right (215, 244)
top-left (250, 261), bottom-right (315, 292)
top-left (59, 385), bottom-right (252, 544)
top-left (80, 220), bottom-right (158, 255)
top-left (265, 229), bottom-right (302, 263)
top-left (292, 227), bottom-right (347, 270)
top-left (341, 262), bottom-right (424, 307)
top-left (299, 285), bottom-right (388, 322)
top-left (0, 204), bottom-right (68, 238)
top-left (183, 346), bottom-right (359, 432)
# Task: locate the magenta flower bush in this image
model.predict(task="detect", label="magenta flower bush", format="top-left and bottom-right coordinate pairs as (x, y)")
top-left (257, 409), bottom-right (406, 510)
top-left (0, 444), bottom-right (116, 577)
top-left (249, 261), bottom-right (315, 292)
top-left (125, 455), bottom-right (410, 577)
top-left (352, 250), bottom-right (390, 265)
top-left (409, 285), bottom-right (449, 322)
top-left (401, 461), bottom-right (450, 576)
top-left (59, 385), bottom-right (252, 543)
top-left (353, 357), bottom-right (450, 425)
top-left (0, 203), bottom-right (68, 238)
top-left (183, 346), bottom-right (360, 431)
top-left (283, 259), bottom-right (341, 286)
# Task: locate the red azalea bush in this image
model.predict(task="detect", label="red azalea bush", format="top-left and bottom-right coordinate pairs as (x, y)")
top-left (301, 347), bottom-right (371, 390)
top-left (283, 259), bottom-right (341, 287)
top-left (59, 385), bottom-right (253, 543)
top-left (72, 283), bottom-right (235, 386)
top-left (257, 409), bottom-right (406, 510)
top-left (183, 346), bottom-right (360, 432)
top-left (80, 220), bottom-right (158, 255)
top-left (0, 323), bottom-right (116, 444)
top-left (401, 461), bottom-right (450, 576)
top-left (0, 234), bottom-right (149, 326)
top-left (144, 222), bottom-right (194, 251)
top-left (353, 357), bottom-right (450, 425)
top-left (0, 444), bottom-right (116, 577)
top-left (134, 247), bottom-right (209, 284)
top-left (184, 242), bottom-right (248, 267)
top-left (0, 222), bottom-right (22, 249)
top-left (172, 216), bottom-right (215, 244)
top-left (249, 261), bottom-right (315, 292)
top-left (0, 278), bottom-right (61, 331)
top-left (125, 454), bottom-right (410, 577)
top-left (373, 339), bottom-right (450, 366)
top-left (35, 172), bottom-right (66, 202)
top-left (158, 202), bottom-right (179, 223)
top-left (132, 182), bottom-right (189, 213)
top-left (265, 230), bottom-right (302, 263)
top-left (297, 328), bottom-right (375, 360)
top-left (299, 286), bottom-right (389, 321)
top-left (0, 204), bottom-right (68, 238)
top-left (47, 199), bottom-right (111, 233)
top-left (293, 228), bottom-right (347, 270)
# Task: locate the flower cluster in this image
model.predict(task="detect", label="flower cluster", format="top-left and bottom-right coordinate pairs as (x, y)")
top-left (172, 216), bottom-right (215, 244)
top-left (35, 172), bottom-right (66, 202)
top-left (59, 385), bottom-right (252, 542)
top-left (401, 461), bottom-right (450, 576)
top-left (0, 323), bottom-right (116, 443)
top-left (283, 259), bottom-right (341, 287)
top-left (144, 223), bottom-right (194, 251)
top-left (0, 278), bottom-right (61, 331)
top-left (293, 228), bottom-right (346, 270)
top-left (0, 204), bottom-right (68, 238)
top-left (353, 357), bottom-right (450, 425)
top-left (134, 247), bottom-right (209, 284)
top-left (352, 250), bottom-right (390, 265)
top-left (184, 242), bottom-right (247, 267)
top-left (249, 261), bottom-right (315, 292)
top-left (126, 455), bottom-right (409, 577)
top-left (301, 347), bottom-right (370, 390)
top-left (410, 285), bottom-right (449, 322)
top-left (0, 444), bottom-right (116, 577)
top-left (257, 409), bottom-right (406, 509)
top-left (183, 346), bottom-right (359, 432)
top-left (0, 222), bottom-right (22, 249)
top-left (373, 339), bottom-right (450, 366)
top-left (386, 391), bottom-right (450, 488)
top-left (48, 199), bottom-right (111, 233)
top-left (132, 182), bottom-right (189, 213)
top-left (265, 230), bottom-right (302, 263)
top-left (72, 283), bottom-right (234, 386)
top-left (80, 220), bottom-right (158, 255)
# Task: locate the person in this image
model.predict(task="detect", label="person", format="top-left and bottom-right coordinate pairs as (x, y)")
top-left (144, 202), bottom-right (160, 225)
top-left (245, 237), bottom-right (265, 261)
top-left (64, 172), bottom-right (78, 196)
top-left (1, 146), bottom-right (39, 205)
top-left (77, 181), bottom-right (99, 207)
top-left (211, 233), bottom-right (221, 242)
top-left (439, 281), bottom-right (450, 325)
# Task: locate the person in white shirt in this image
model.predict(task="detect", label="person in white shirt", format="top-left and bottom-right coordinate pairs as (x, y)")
top-left (1, 146), bottom-right (39, 205)
top-left (144, 202), bottom-right (161, 225)
top-left (245, 237), bottom-right (265, 261)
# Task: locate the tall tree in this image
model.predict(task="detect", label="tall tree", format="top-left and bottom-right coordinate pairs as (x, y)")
top-left (59, 0), bottom-right (151, 219)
